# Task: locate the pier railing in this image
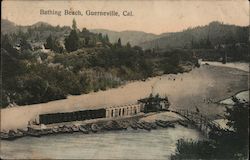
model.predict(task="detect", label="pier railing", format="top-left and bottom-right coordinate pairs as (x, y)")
top-left (170, 108), bottom-right (221, 138)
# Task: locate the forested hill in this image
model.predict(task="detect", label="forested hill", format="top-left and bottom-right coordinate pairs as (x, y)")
top-left (1, 19), bottom-right (70, 33)
top-left (139, 21), bottom-right (249, 50)
top-left (1, 19), bottom-right (199, 108)
top-left (2, 19), bottom-right (159, 46)
top-left (1, 19), bottom-right (18, 33)
top-left (2, 19), bottom-right (248, 50)
top-left (1, 19), bottom-right (71, 43)
top-left (90, 29), bottom-right (159, 46)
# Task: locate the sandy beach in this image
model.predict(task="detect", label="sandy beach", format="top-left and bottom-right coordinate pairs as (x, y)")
top-left (1, 63), bottom-right (248, 131)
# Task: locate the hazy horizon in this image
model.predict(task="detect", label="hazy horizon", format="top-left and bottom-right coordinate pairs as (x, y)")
top-left (2, 0), bottom-right (249, 34)
top-left (2, 18), bottom-right (249, 35)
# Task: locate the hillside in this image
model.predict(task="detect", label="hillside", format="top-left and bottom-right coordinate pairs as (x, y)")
top-left (1, 19), bottom-right (19, 33)
top-left (1, 19), bottom-right (71, 41)
top-left (90, 29), bottom-right (159, 46)
top-left (1, 19), bottom-right (159, 46)
top-left (139, 21), bottom-right (249, 50)
top-left (2, 19), bottom-right (248, 49)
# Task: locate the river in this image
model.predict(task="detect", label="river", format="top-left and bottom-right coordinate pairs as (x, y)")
top-left (1, 62), bottom-right (248, 159)
top-left (0, 126), bottom-right (202, 159)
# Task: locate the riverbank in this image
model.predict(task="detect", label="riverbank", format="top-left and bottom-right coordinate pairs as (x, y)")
top-left (201, 61), bottom-right (249, 72)
top-left (1, 111), bottom-right (191, 141)
top-left (219, 90), bottom-right (249, 105)
top-left (1, 63), bottom-right (248, 131)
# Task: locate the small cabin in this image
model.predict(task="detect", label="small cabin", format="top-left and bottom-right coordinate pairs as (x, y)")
top-left (138, 94), bottom-right (170, 113)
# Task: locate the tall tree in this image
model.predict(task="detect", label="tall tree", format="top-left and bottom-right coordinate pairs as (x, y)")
top-left (65, 19), bottom-right (80, 52)
top-left (98, 33), bottom-right (103, 42)
top-left (65, 30), bottom-right (80, 52)
top-left (72, 18), bottom-right (77, 30)
top-left (20, 35), bottom-right (32, 51)
top-left (45, 34), bottom-right (53, 49)
top-left (105, 34), bottom-right (109, 43)
top-left (117, 38), bottom-right (122, 47)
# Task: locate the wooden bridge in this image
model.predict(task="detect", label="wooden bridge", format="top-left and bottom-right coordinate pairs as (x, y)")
top-left (170, 109), bottom-right (221, 138)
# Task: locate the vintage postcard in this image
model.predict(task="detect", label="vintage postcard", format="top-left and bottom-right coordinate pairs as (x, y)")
top-left (1, 0), bottom-right (249, 159)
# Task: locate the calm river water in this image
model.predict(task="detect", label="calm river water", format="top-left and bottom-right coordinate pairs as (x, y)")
top-left (1, 126), bottom-right (201, 159)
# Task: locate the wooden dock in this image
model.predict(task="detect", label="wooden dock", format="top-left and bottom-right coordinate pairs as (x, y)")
top-left (170, 108), bottom-right (221, 138)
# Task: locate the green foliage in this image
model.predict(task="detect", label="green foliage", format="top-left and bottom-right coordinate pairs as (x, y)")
top-left (53, 40), bottom-right (64, 53)
top-left (171, 139), bottom-right (217, 159)
top-left (126, 42), bottom-right (131, 48)
top-left (65, 30), bottom-right (80, 52)
top-left (1, 34), bottom-right (17, 54)
top-left (14, 75), bottom-right (49, 104)
top-left (20, 35), bottom-right (32, 51)
top-left (104, 34), bottom-right (109, 43)
top-left (72, 18), bottom-right (77, 30)
top-left (45, 35), bottom-right (64, 53)
top-left (45, 34), bottom-right (53, 49)
top-left (225, 99), bottom-right (249, 151)
top-left (191, 38), bottom-right (213, 49)
top-left (117, 38), bottom-right (122, 47)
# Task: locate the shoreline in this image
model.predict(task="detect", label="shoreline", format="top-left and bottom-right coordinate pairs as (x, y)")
top-left (1, 63), bottom-right (248, 131)
top-left (201, 61), bottom-right (249, 72)
top-left (1, 111), bottom-right (189, 141)
top-left (216, 89), bottom-right (249, 103)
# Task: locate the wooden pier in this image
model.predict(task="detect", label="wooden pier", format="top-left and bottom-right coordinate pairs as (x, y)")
top-left (170, 108), bottom-right (221, 138)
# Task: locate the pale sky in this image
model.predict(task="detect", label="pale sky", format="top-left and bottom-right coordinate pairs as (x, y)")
top-left (2, 0), bottom-right (249, 34)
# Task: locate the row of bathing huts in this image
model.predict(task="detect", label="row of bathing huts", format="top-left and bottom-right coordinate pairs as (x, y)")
top-left (1, 94), bottom-right (188, 140)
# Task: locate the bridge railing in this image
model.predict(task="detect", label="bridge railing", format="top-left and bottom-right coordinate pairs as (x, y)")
top-left (170, 108), bottom-right (221, 130)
